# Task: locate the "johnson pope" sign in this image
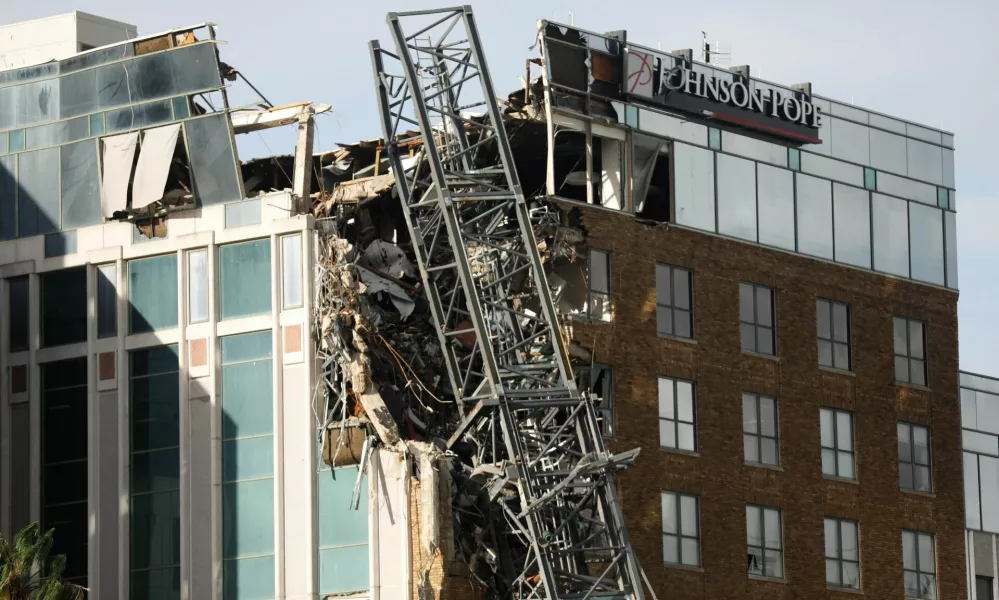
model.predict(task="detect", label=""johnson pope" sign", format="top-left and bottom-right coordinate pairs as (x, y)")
top-left (626, 48), bottom-right (822, 143)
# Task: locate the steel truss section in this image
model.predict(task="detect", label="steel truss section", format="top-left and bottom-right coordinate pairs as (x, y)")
top-left (369, 6), bottom-right (644, 600)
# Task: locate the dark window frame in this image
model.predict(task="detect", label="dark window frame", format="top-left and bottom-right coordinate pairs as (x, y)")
top-left (742, 393), bottom-right (779, 466)
top-left (824, 517), bottom-right (861, 590)
top-left (746, 504), bottom-right (784, 579)
top-left (656, 263), bottom-right (693, 339)
top-left (898, 422), bottom-right (932, 493)
top-left (894, 316), bottom-right (927, 386)
top-left (817, 298), bottom-right (851, 371)
top-left (661, 491), bottom-right (700, 567)
top-left (739, 282), bottom-right (776, 355)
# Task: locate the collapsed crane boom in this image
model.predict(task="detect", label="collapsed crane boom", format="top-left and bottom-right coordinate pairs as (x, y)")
top-left (369, 7), bottom-right (644, 599)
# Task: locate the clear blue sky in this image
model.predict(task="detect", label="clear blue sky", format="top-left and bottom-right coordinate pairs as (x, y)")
top-left (3, 0), bottom-right (996, 373)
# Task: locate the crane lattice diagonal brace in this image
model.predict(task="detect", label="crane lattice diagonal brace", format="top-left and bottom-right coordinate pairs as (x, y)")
top-left (369, 6), bottom-right (645, 600)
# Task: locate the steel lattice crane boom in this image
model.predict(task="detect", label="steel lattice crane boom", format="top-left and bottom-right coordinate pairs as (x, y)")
top-left (369, 7), bottom-right (645, 600)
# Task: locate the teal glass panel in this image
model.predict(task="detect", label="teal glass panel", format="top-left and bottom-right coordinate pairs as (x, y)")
top-left (221, 330), bottom-right (273, 364)
top-left (186, 114), bottom-right (242, 206)
top-left (130, 490), bottom-right (181, 569)
top-left (220, 240), bottom-right (272, 319)
top-left (318, 468), bottom-right (368, 547)
top-left (937, 186), bottom-right (949, 209)
top-left (40, 267), bottom-right (87, 347)
top-left (131, 567), bottom-right (181, 600)
top-left (0, 131), bottom-right (7, 154)
top-left (9, 130), bottom-right (24, 153)
top-left (131, 345), bottom-right (179, 377)
top-left (131, 373), bottom-right (180, 452)
top-left (221, 362), bottom-right (273, 440)
top-left (61, 139), bottom-right (102, 229)
top-left (18, 147), bottom-right (60, 236)
top-left (44, 230), bottom-right (77, 257)
top-left (225, 199), bottom-right (261, 228)
top-left (223, 436), bottom-right (274, 482)
top-left (222, 479), bottom-right (275, 558)
top-left (128, 254), bottom-right (178, 333)
top-left (131, 448), bottom-right (181, 494)
top-left (788, 148), bottom-right (801, 171)
top-left (172, 96), bottom-right (191, 120)
top-left (90, 112), bottom-right (105, 136)
top-left (223, 555), bottom-right (275, 600)
top-left (708, 127), bottom-right (721, 150)
top-left (864, 167), bottom-right (877, 191)
top-left (319, 547), bottom-right (370, 595)
top-left (624, 104), bottom-right (639, 129)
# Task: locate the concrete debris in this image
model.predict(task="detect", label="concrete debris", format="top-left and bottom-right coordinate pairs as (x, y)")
top-left (231, 101), bottom-right (331, 134)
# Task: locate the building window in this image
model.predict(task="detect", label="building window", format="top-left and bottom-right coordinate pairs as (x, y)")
top-left (820, 407), bottom-right (855, 479)
top-left (318, 466), bottom-right (370, 595)
top-left (281, 234), bottom-right (304, 309)
top-left (220, 239), bottom-right (272, 320)
top-left (222, 331), bottom-right (275, 597)
top-left (128, 254), bottom-right (179, 333)
top-left (97, 264), bottom-right (117, 338)
top-left (739, 282), bottom-right (775, 355)
top-left (656, 264), bottom-right (693, 339)
top-left (746, 505), bottom-right (783, 579)
top-left (129, 346), bottom-right (181, 598)
top-left (902, 530), bottom-right (936, 600)
top-left (661, 491), bottom-right (699, 567)
top-left (578, 364), bottom-right (614, 438)
top-left (708, 127), bottom-right (721, 150)
top-left (788, 148), bottom-right (801, 171)
top-left (898, 422), bottom-right (931, 492)
top-left (977, 577), bottom-right (994, 600)
top-left (864, 167), bottom-right (877, 191)
top-left (41, 358), bottom-right (88, 585)
top-left (188, 249), bottom-right (208, 324)
top-left (825, 517), bottom-right (860, 589)
top-left (586, 248), bottom-right (611, 322)
top-left (936, 187), bottom-right (949, 209)
top-left (743, 393), bottom-right (778, 466)
top-left (9, 276), bottom-right (29, 351)
top-left (894, 316), bottom-right (927, 386)
top-left (658, 377), bottom-right (695, 452)
top-left (40, 267), bottom-right (87, 347)
top-left (817, 298), bottom-right (851, 370)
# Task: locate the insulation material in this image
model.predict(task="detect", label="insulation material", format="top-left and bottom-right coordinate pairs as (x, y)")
top-left (100, 132), bottom-right (138, 218)
top-left (322, 419), bottom-right (368, 467)
top-left (131, 124), bottom-right (181, 210)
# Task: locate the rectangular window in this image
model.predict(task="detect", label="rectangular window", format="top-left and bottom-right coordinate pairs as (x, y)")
top-left (281, 234), bottom-right (303, 309)
top-left (716, 153), bottom-right (757, 242)
top-left (898, 422), bottom-right (931, 492)
top-left (656, 264), bottom-right (693, 339)
top-left (817, 298), bottom-right (851, 370)
top-left (184, 114), bottom-right (242, 206)
top-left (222, 331), bottom-right (275, 599)
top-left (40, 267), bottom-right (87, 347)
top-left (41, 358), bottom-right (88, 585)
top-left (129, 346), bottom-right (181, 598)
top-left (318, 466), bottom-right (370, 595)
top-left (743, 393), bottom-right (778, 466)
top-left (661, 491), bottom-right (699, 567)
top-left (894, 317), bottom-right (927, 386)
top-left (902, 530), bottom-right (936, 600)
top-left (673, 143), bottom-right (715, 232)
top-left (789, 148), bottom-right (801, 171)
top-left (796, 173), bottom-right (833, 260)
top-left (658, 377), bottom-right (695, 452)
top-left (220, 239), bottom-right (272, 320)
top-left (586, 248), bottom-right (611, 322)
top-left (128, 254), bottom-right (178, 333)
top-left (708, 127), bottom-right (721, 150)
top-left (825, 517), bottom-right (860, 589)
top-left (9, 276), bottom-right (28, 351)
top-left (577, 363), bottom-right (614, 437)
top-left (820, 407), bottom-right (855, 479)
top-left (864, 167), bottom-right (877, 190)
top-left (746, 505), bottom-right (783, 579)
top-left (977, 577), bottom-right (994, 600)
top-left (739, 282), bottom-right (774, 355)
top-left (188, 249), bottom-right (208, 324)
top-left (97, 264), bottom-right (117, 338)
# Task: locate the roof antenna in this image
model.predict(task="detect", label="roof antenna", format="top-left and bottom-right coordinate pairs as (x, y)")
top-left (700, 31), bottom-right (731, 66)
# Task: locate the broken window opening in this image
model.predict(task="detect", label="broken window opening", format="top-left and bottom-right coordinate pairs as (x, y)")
top-left (593, 135), bottom-right (623, 211)
top-left (586, 248), bottom-right (612, 322)
top-left (101, 125), bottom-right (194, 221)
top-left (634, 134), bottom-right (670, 222)
top-left (552, 128), bottom-right (587, 203)
top-left (577, 363), bottom-right (614, 438)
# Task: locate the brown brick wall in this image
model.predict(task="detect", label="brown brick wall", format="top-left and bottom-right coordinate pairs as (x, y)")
top-left (564, 202), bottom-right (964, 600)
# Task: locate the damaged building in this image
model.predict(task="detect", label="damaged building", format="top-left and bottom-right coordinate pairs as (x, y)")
top-left (0, 7), bottom-right (970, 600)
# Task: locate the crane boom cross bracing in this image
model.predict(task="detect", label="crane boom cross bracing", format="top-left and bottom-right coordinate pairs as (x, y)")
top-left (368, 7), bottom-right (644, 600)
